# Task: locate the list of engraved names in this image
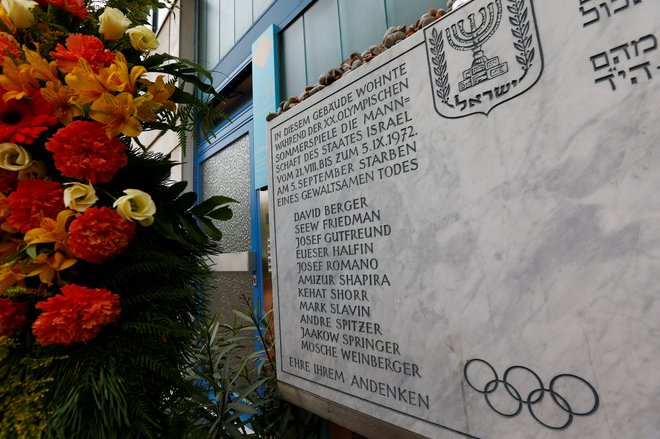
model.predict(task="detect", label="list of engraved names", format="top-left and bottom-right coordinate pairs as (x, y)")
top-left (269, 61), bottom-right (431, 413)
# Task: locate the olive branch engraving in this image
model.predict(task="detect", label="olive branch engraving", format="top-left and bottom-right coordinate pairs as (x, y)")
top-left (429, 28), bottom-right (452, 106)
top-left (508, 0), bottom-right (535, 81)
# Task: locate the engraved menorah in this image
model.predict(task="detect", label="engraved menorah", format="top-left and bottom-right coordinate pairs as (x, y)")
top-left (446, 0), bottom-right (508, 91)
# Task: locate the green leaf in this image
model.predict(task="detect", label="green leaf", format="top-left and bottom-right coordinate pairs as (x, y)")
top-left (142, 121), bottom-right (171, 131)
top-left (208, 322), bottom-right (220, 345)
top-left (26, 245), bottom-right (38, 259)
top-left (141, 53), bottom-right (209, 77)
top-left (207, 206), bottom-right (234, 221)
top-left (141, 53), bottom-right (172, 69)
top-left (238, 326), bottom-right (258, 332)
top-left (165, 181), bottom-right (188, 198)
top-left (226, 402), bottom-right (259, 416)
top-left (180, 214), bottom-right (206, 243)
top-left (236, 378), bottom-right (268, 401)
top-left (170, 88), bottom-right (199, 105)
top-left (152, 216), bottom-right (188, 245)
top-left (232, 310), bottom-right (255, 325)
top-left (198, 217), bottom-right (223, 241)
top-left (173, 192), bottom-right (197, 211)
top-left (190, 195), bottom-right (237, 216)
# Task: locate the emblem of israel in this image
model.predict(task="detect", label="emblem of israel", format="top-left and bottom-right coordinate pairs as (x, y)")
top-left (424, 0), bottom-right (543, 118)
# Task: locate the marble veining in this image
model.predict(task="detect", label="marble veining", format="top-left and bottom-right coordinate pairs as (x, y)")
top-left (267, 0), bottom-right (660, 437)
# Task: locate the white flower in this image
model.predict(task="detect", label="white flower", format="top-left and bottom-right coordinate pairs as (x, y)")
top-left (113, 189), bottom-right (156, 226)
top-left (64, 182), bottom-right (98, 212)
top-left (99, 7), bottom-right (131, 41)
top-left (125, 25), bottom-right (159, 51)
top-left (0, 143), bottom-right (31, 171)
top-left (2, 0), bottom-right (37, 30)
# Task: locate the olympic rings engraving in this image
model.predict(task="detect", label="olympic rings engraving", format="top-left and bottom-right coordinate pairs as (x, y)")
top-left (463, 359), bottom-right (599, 430)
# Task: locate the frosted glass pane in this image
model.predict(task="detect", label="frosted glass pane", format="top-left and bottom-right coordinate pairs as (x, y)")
top-left (304, 0), bottom-right (341, 85)
top-left (219, 0), bottom-right (235, 59)
top-left (200, 135), bottom-right (251, 253)
top-left (386, 0), bottom-right (447, 27)
top-left (253, 0), bottom-right (272, 19)
top-left (338, 0), bottom-right (387, 59)
top-left (204, 0), bottom-right (220, 69)
top-left (235, 0), bottom-right (252, 41)
top-left (281, 17), bottom-right (306, 99)
top-left (206, 272), bottom-right (254, 322)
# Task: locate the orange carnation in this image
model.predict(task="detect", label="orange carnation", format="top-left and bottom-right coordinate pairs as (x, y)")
top-left (7, 179), bottom-right (64, 233)
top-left (0, 297), bottom-right (27, 337)
top-left (46, 121), bottom-right (127, 183)
top-left (67, 207), bottom-right (135, 264)
top-left (0, 33), bottom-right (21, 66)
top-left (37, 0), bottom-right (88, 19)
top-left (51, 34), bottom-right (115, 73)
top-left (0, 92), bottom-right (58, 144)
top-left (32, 284), bottom-right (120, 345)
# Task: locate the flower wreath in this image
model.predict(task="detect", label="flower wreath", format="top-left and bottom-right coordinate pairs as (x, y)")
top-left (0, 1), bottom-right (233, 437)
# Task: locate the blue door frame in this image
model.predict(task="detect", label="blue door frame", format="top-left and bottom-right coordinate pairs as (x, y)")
top-left (193, 1), bottom-right (296, 319)
top-left (194, 101), bottom-right (265, 315)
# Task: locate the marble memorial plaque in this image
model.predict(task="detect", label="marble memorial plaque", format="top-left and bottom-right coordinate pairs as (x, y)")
top-left (267, 0), bottom-right (660, 437)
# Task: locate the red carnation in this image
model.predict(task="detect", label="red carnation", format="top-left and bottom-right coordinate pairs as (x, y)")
top-left (46, 121), bottom-right (127, 183)
top-left (32, 284), bottom-right (120, 345)
top-left (0, 298), bottom-right (27, 337)
top-left (0, 168), bottom-right (18, 194)
top-left (37, 0), bottom-right (88, 19)
top-left (51, 34), bottom-right (115, 73)
top-left (0, 93), bottom-right (58, 144)
top-left (67, 207), bottom-right (135, 264)
top-left (7, 179), bottom-right (64, 233)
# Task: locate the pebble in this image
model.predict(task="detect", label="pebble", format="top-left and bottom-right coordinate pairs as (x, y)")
top-left (267, 2), bottom-right (452, 121)
top-left (383, 31), bottom-right (406, 48)
top-left (309, 84), bottom-right (325, 96)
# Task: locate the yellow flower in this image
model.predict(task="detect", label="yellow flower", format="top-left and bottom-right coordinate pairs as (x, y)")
top-left (98, 52), bottom-right (145, 94)
top-left (113, 189), bottom-right (156, 226)
top-left (145, 75), bottom-right (175, 111)
top-left (25, 252), bottom-right (77, 285)
top-left (18, 160), bottom-right (48, 180)
top-left (0, 238), bottom-right (21, 260)
top-left (126, 25), bottom-right (159, 51)
top-left (24, 46), bottom-right (58, 83)
top-left (0, 263), bottom-right (25, 294)
top-left (65, 58), bottom-right (106, 106)
top-left (0, 143), bottom-right (31, 171)
top-left (24, 210), bottom-right (75, 253)
top-left (2, 0), bottom-right (36, 30)
top-left (0, 56), bottom-right (39, 101)
top-left (89, 92), bottom-right (142, 137)
top-left (40, 80), bottom-right (82, 125)
top-left (134, 93), bottom-right (159, 122)
top-left (134, 76), bottom-right (176, 122)
top-left (63, 182), bottom-right (97, 212)
top-left (99, 7), bottom-right (131, 41)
